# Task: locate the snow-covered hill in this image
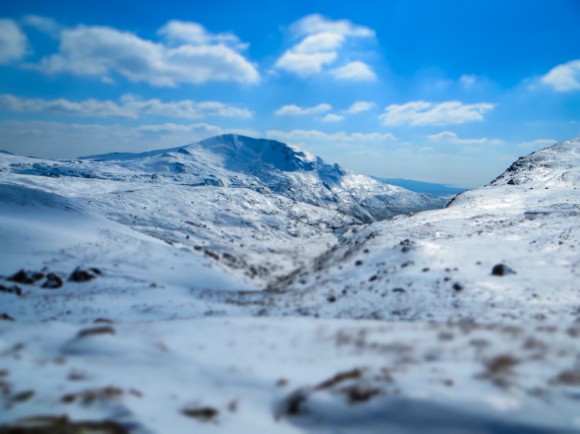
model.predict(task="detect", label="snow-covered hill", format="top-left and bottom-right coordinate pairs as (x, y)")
top-left (1, 138), bottom-right (579, 433)
top-left (20, 134), bottom-right (447, 223)
top-left (270, 139), bottom-right (580, 324)
top-left (0, 134), bottom-right (445, 286)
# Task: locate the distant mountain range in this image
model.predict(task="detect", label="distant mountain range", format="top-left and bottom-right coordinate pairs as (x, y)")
top-left (372, 177), bottom-right (466, 196)
top-left (61, 134), bottom-right (448, 222)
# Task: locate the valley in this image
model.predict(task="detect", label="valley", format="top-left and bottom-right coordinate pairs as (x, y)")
top-left (0, 135), bottom-right (579, 433)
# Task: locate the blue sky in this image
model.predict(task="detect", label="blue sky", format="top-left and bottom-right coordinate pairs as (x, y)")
top-left (0, 0), bottom-right (579, 186)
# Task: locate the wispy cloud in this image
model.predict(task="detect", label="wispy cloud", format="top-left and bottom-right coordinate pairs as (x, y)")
top-left (380, 101), bottom-right (494, 126)
top-left (274, 103), bottom-right (332, 116)
top-left (0, 120), bottom-right (260, 158)
top-left (345, 101), bottom-right (376, 114)
top-left (0, 93), bottom-right (253, 119)
top-left (275, 14), bottom-right (376, 80)
top-left (266, 129), bottom-right (396, 144)
top-left (22, 15), bottom-right (62, 38)
top-left (331, 61), bottom-right (376, 81)
top-left (540, 60), bottom-right (580, 92)
top-left (321, 113), bottom-right (344, 122)
top-left (427, 131), bottom-right (503, 145)
top-left (31, 20), bottom-right (259, 86)
top-left (517, 138), bottom-right (556, 149)
top-left (0, 19), bottom-right (28, 64)
top-left (0, 119), bottom-right (397, 160)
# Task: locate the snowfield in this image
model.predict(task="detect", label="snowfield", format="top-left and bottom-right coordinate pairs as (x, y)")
top-left (0, 135), bottom-right (579, 433)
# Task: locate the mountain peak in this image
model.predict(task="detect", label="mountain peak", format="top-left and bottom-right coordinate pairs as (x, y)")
top-left (195, 134), bottom-right (317, 173)
top-left (43, 133), bottom-right (447, 222)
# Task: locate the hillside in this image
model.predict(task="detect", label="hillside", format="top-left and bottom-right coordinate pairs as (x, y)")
top-left (0, 134), bottom-right (446, 286)
top-left (0, 138), bottom-right (579, 433)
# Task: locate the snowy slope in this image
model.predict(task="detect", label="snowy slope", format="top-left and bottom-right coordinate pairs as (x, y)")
top-left (1, 138), bottom-right (580, 433)
top-left (2, 318), bottom-right (579, 434)
top-left (0, 182), bottom-right (257, 323)
top-left (269, 139), bottom-right (580, 324)
top-left (0, 134), bottom-right (445, 285)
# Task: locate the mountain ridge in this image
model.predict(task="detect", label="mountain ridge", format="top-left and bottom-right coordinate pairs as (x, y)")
top-left (47, 134), bottom-right (449, 222)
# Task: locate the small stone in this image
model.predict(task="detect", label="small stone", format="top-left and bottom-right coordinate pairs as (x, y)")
top-left (7, 269), bottom-right (37, 285)
top-left (491, 264), bottom-right (516, 276)
top-left (42, 273), bottom-right (64, 289)
top-left (0, 284), bottom-right (22, 296)
top-left (77, 326), bottom-right (115, 338)
top-left (13, 390), bottom-right (35, 402)
top-left (181, 406), bottom-right (219, 421)
top-left (69, 267), bottom-right (101, 283)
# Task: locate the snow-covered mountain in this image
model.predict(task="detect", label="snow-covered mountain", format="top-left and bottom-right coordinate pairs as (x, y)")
top-left (0, 134), bottom-right (446, 285)
top-left (78, 134), bottom-right (447, 222)
top-left (1, 138), bottom-right (579, 433)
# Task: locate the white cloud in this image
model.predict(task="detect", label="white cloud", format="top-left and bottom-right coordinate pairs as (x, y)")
top-left (331, 61), bottom-right (376, 81)
top-left (118, 95), bottom-right (254, 119)
top-left (22, 15), bottom-right (62, 37)
top-left (0, 93), bottom-right (253, 119)
top-left (427, 131), bottom-right (503, 145)
top-left (137, 123), bottom-right (261, 139)
top-left (290, 14), bottom-right (375, 38)
top-left (158, 20), bottom-right (247, 50)
top-left (0, 19), bottom-right (28, 64)
top-left (321, 114), bottom-right (344, 122)
top-left (34, 22), bottom-right (259, 86)
top-left (345, 101), bottom-right (375, 114)
top-left (137, 122), bottom-right (225, 135)
top-left (517, 138), bottom-right (556, 149)
top-left (275, 47), bottom-right (338, 76)
top-left (540, 60), bottom-right (580, 92)
top-left (0, 119), bottom-right (399, 161)
top-left (275, 14), bottom-right (376, 79)
top-left (274, 103), bottom-right (332, 116)
top-left (380, 101), bottom-right (494, 126)
top-left (265, 129), bottom-right (396, 144)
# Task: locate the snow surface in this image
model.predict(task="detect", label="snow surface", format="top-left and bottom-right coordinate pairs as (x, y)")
top-left (0, 136), bottom-right (579, 433)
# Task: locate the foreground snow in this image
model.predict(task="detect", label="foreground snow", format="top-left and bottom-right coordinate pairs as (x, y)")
top-left (2, 318), bottom-right (579, 433)
top-left (1, 137), bottom-right (579, 433)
